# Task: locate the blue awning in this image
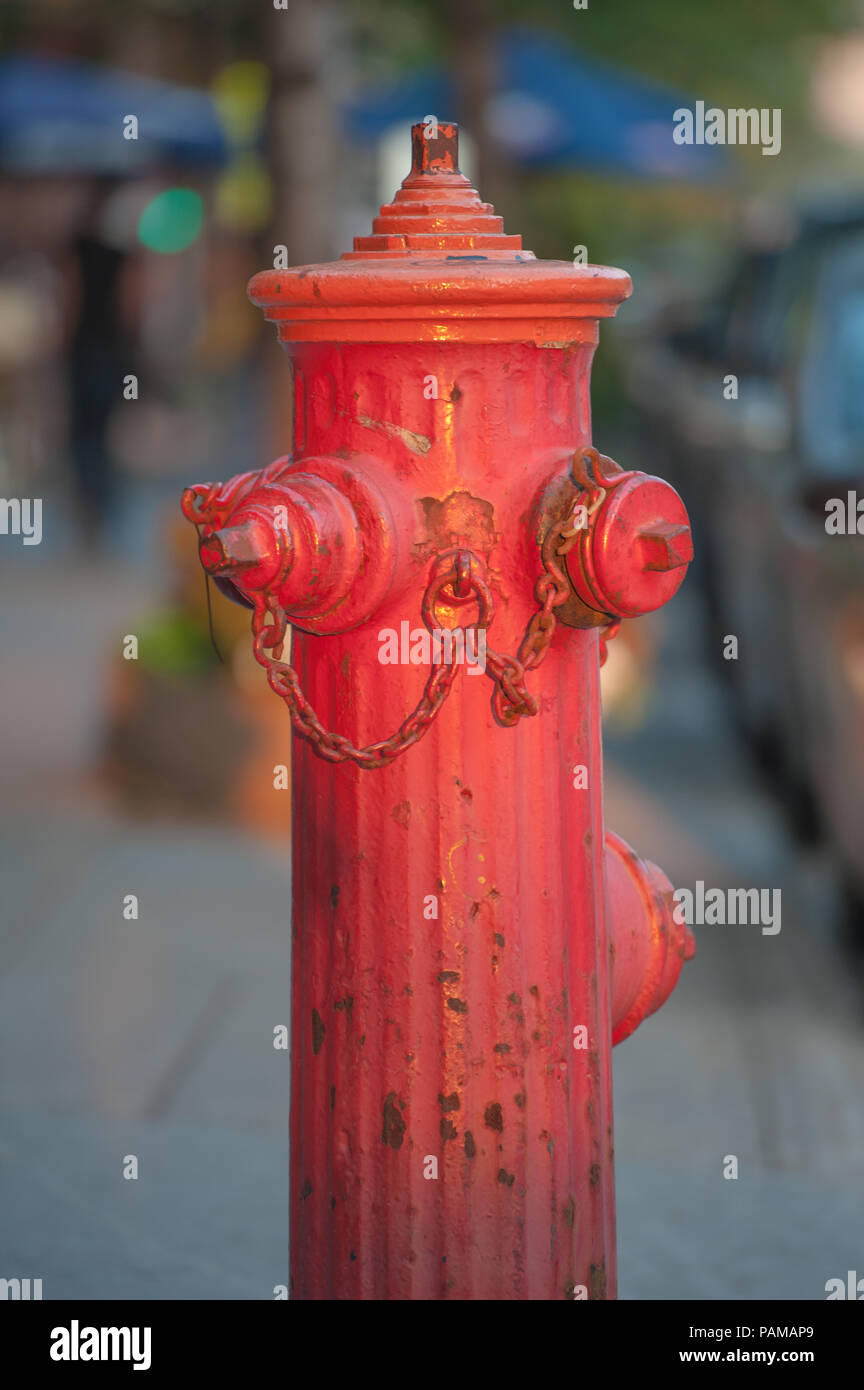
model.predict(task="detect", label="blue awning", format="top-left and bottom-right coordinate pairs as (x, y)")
top-left (0, 56), bottom-right (229, 173)
top-left (345, 28), bottom-right (726, 181)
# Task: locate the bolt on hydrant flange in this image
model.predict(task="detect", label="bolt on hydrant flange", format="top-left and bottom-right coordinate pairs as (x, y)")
top-left (183, 121), bottom-right (694, 1300)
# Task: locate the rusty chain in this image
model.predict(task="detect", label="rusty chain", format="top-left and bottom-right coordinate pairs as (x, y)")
top-left (483, 494), bottom-right (619, 725)
top-left (251, 588), bottom-right (461, 769)
top-left (248, 496), bottom-right (619, 766)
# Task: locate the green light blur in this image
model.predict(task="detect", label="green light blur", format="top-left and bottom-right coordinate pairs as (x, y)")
top-left (137, 189), bottom-right (204, 253)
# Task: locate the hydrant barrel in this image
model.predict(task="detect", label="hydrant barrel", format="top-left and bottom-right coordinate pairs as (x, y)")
top-left (184, 121), bottom-right (693, 1299)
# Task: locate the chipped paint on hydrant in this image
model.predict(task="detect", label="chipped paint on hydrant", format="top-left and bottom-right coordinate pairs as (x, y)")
top-left (182, 122), bottom-right (694, 1300)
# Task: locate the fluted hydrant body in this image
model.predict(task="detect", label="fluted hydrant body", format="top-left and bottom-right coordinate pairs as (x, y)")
top-left (184, 123), bottom-right (693, 1300)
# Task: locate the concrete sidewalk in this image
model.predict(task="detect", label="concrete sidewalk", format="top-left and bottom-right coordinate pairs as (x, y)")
top-left (0, 814), bottom-right (291, 1300)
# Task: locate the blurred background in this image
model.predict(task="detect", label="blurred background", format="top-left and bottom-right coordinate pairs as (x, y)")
top-left (1, 0), bottom-right (864, 1300)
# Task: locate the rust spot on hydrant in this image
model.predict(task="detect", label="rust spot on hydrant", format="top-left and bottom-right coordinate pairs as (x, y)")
top-left (311, 1009), bottom-right (326, 1055)
top-left (484, 1102), bottom-right (503, 1133)
top-left (589, 1260), bottom-right (607, 1300)
top-left (382, 1092), bottom-right (406, 1149)
top-left (418, 491), bottom-right (497, 558)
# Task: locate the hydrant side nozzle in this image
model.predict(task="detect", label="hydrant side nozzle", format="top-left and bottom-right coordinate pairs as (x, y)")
top-left (196, 476), bottom-right (360, 618)
top-left (199, 521), bottom-right (281, 577)
top-left (605, 829), bottom-right (693, 1046)
top-left (566, 467), bottom-right (693, 619)
top-left (198, 513), bottom-right (284, 593)
top-left (184, 457), bottom-right (409, 634)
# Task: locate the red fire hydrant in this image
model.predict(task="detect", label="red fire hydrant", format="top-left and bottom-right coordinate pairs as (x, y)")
top-left (183, 122), bottom-right (694, 1300)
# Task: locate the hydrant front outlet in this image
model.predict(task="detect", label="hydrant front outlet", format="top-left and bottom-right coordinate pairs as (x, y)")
top-left (183, 121), bottom-right (694, 1300)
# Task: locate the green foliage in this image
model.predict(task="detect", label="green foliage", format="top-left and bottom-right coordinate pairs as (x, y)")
top-left (137, 611), bottom-right (220, 676)
top-left (394, 0), bottom-right (853, 97)
top-left (504, 0), bottom-right (846, 90)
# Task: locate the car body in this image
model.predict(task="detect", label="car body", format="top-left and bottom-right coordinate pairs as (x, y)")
top-left (625, 201), bottom-right (864, 918)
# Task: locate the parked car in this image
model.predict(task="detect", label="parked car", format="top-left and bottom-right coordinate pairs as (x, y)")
top-left (625, 199), bottom-right (864, 926)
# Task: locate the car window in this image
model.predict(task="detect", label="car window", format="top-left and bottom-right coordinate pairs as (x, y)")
top-left (799, 235), bottom-right (864, 475)
top-left (719, 252), bottom-right (781, 366)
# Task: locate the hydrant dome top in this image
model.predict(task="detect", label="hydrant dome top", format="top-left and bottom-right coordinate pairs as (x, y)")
top-left (248, 121), bottom-right (632, 345)
top-left (344, 120), bottom-right (526, 258)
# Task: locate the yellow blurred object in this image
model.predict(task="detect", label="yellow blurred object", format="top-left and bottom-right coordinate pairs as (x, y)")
top-left (194, 235), bottom-right (263, 368)
top-left (212, 61), bottom-right (271, 145)
top-left (214, 152), bottom-right (272, 233)
top-left (600, 618), bottom-right (656, 729)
